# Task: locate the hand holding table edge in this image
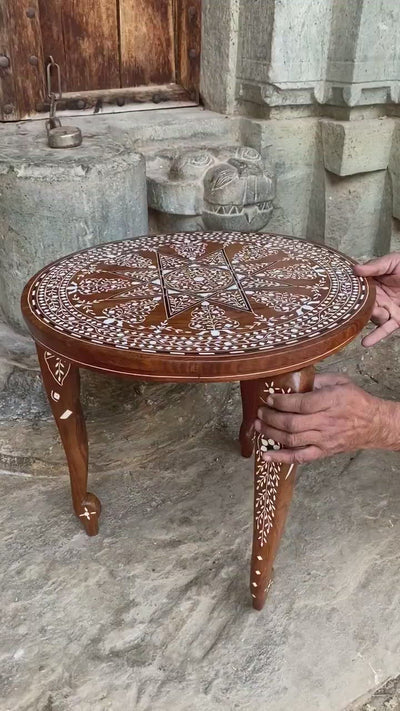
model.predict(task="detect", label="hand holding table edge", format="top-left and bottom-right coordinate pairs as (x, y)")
top-left (256, 253), bottom-right (400, 467)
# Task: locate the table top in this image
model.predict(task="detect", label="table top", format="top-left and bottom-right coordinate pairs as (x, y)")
top-left (22, 231), bottom-right (375, 381)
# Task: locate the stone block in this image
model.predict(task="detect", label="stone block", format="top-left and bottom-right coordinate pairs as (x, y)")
top-left (349, 0), bottom-right (400, 85)
top-left (201, 0), bottom-right (240, 113)
top-left (0, 125), bottom-right (148, 330)
top-left (389, 123), bottom-right (400, 221)
top-left (323, 169), bottom-right (392, 258)
top-left (321, 118), bottom-right (395, 176)
top-left (236, 0), bottom-right (400, 109)
top-left (240, 116), bottom-right (319, 236)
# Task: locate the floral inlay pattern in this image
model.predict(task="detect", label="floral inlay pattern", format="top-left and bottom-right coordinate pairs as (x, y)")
top-left (44, 351), bottom-right (71, 386)
top-left (254, 382), bottom-right (291, 547)
top-left (28, 231), bottom-right (369, 356)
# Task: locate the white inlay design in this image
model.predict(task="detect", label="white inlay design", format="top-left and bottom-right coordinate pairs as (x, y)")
top-left (251, 381), bottom-right (295, 598)
top-left (60, 409), bottom-right (73, 420)
top-left (29, 232), bottom-right (369, 357)
top-left (285, 464), bottom-right (295, 480)
top-left (79, 507), bottom-right (96, 520)
top-left (44, 351), bottom-right (71, 386)
top-left (254, 382), bottom-right (292, 548)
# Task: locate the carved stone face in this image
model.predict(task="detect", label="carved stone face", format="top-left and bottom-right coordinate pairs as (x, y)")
top-left (146, 145), bottom-right (276, 232)
top-left (202, 153), bottom-right (275, 232)
top-left (170, 150), bottom-right (216, 180)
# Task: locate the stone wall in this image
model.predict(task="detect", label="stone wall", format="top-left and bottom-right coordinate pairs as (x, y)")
top-left (199, 0), bottom-right (400, 259)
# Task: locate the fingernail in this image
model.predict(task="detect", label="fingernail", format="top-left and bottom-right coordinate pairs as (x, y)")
top-left (266, 395), bottom-right (274, 406)
top-left (263, 454), bottom-right (272, 462)
top-left (254, 419), bottom-right (261, 432)
top-left (257, 408), bottom-right (263, 418)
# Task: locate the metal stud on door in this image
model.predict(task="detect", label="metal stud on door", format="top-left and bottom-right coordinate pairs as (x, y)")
top-left (46, 57), bottom-right (82, 149)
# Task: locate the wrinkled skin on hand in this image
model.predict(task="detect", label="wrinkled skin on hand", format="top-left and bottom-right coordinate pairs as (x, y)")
top-left (354, 253), bottom-right (400, 346)
top-left (255, 374), bottom-right (399, 464)
top-left (254, 253), bottom-right (400, 463)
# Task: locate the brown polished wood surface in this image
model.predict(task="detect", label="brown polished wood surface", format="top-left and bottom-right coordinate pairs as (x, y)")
top-left (21, 232), bottom-right (375, 610)
top-left (22, 231), bottom-right (375, 382)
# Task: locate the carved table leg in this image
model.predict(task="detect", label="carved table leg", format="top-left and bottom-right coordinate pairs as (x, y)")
top-left (239, 380), bottom-right (260, 458)
top-left (250, 367), bottom-right (315, 611)
top-left (36, 345), bottom-right (101, 536)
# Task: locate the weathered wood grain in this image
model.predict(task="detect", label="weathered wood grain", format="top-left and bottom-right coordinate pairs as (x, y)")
top-left (175, 0), bottom-right (201, 101)
top-left (0, 0), bottom-right (45, 120)
top-left (39, 0), bottom-right (120, 92)
top-left (119, 0), bottom-right (175, 87)
top-left (0, 1), bottom-right (17, 120)
top-left (35, 83), bottom-right (193, 114)
top-left (1, 0), bottom-right (201, 119)
top-left (37, 0), bottom-right (66, 80)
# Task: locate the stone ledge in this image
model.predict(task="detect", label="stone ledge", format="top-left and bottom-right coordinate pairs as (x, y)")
top-left (237, 81), bottom-right (400, 109)
top-left (321, 118), bottom-right (395, 176)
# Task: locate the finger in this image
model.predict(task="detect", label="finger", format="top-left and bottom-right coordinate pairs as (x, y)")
top-left (256, 409), bottom-right (322, 433)
top-left (262, 446), bottom-right (324, 465)
top-left (377, 274), bottom-right (400, 288)
top-left (254, 422), bottom-right (321, 449)
top-left (313, 373), bottom-right (350, 388)
top-left (354, 254), bottom-right (400, 277)
top-left (361, 318), bottom-right (399, 347)
top-left (264, 390), bottom-right (332, 414)
top-left (371, 305), bottom-right (390, 325)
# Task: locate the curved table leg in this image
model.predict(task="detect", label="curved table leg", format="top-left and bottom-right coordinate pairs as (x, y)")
top-left (36, 345), bottom-right (101, 536)
top-left (239, 381), bottom-right (259, 458)
top-left (250, 367), bottom-right (315, 611)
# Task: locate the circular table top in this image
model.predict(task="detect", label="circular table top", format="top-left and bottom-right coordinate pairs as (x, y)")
top-left (22, 231), bottom-right (375, 381)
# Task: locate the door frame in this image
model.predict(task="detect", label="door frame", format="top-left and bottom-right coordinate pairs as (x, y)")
top-left (0, 0), bottom-right (201, 121)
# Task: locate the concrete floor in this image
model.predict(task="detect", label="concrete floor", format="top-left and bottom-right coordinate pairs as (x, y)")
top-left (1, 321), bottom-right (400, 711)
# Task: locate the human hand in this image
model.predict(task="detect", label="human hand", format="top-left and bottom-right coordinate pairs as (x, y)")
top-left (354, 253), bottom-right (400, 346)
top-left (254, 373), bottom-right (395, 464)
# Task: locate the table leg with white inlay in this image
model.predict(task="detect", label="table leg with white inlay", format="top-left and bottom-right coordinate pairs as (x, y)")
top-left (246, 367), bottom-right (315, 610)
top-left (36, 345), bottom-right (101, 537)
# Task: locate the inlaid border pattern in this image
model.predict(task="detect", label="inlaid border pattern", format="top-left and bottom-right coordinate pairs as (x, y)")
top-left (28, 232), bottom-right (369, 356)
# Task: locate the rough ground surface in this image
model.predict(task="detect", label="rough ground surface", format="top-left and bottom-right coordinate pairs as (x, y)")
top-left (347, 675), bottom-right (400, 710)
top-left (1, 320), bottom-right (400, 711)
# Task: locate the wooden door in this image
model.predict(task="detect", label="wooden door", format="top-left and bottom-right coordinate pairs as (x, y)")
top-left (0, 0), bottom-right (201, 120)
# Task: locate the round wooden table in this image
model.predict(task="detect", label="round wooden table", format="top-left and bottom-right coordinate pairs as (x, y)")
top-left (21, 231), bottom-right (374, 610)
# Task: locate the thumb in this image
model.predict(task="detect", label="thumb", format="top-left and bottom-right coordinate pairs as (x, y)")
top-left (313, 373), bottom-right (350, 389)
top-left (354, 254), bottom-right (400, 278)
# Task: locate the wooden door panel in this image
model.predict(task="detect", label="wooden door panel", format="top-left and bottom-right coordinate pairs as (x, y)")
top-left (119, 0), bottom-right (175, 87)
top-left (175, 0), bottom-right (201, 99)
top-left (1, 0), bottom-right (201, 119)
top-left (37, 0), bottom-right (67, 85)
top-left (38, 0), bottom-right (120, 92)
top-left (0, 0), bottom-right (46, 120)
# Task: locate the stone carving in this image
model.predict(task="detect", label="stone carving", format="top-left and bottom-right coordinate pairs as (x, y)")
top-left (146, 146), bottom-right (276, 232)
